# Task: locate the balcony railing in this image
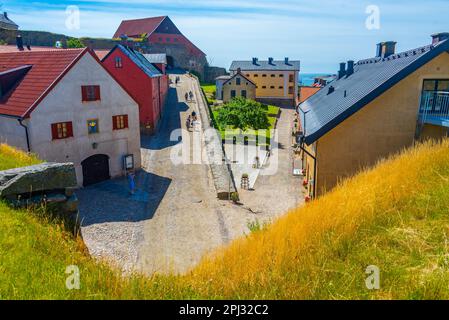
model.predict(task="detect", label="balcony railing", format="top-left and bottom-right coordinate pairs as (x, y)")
top-left (419, 91), bottom-right (449, 127)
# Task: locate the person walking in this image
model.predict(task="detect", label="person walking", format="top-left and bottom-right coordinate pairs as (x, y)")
top-left (189, 91), bottom-right (194, 101)
top-left (185, 92), bottom-right (189, 101)
top-left (186, 115), bottom-right (191, 131)
top-left (127, 170), bottom-right (136, 195)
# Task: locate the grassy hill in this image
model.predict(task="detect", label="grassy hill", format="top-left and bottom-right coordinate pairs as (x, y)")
top-left (1, 141), bottom-right (449, 299)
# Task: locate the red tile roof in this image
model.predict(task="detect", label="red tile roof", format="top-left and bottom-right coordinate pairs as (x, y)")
top-left (113, 16), bottom-right (166, 38)
top-left (299, 86), bottom-right (321, 103)
top-left (0, 48), bottom-right (87, 117)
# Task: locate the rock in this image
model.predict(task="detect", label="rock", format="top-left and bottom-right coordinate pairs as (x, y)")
top-left (0, 163), bottom-right (77, 198)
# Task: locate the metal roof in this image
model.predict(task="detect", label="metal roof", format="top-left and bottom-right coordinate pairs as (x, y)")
top-left (299, 39), bottom-right (449, 145)
top-left (230, 59), bottom-right (300, 71)
top-left (104, 45), bottom-right (162, 78)
top-left (143, 53), bottom-right (167, 64)
top-left (0, 13), bottom-right (18, 30)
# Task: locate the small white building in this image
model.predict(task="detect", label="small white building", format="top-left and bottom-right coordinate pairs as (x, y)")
top-left (0, 48), bottom-right (141, 186)
top-left (215, 75), bottom-right (231, 100)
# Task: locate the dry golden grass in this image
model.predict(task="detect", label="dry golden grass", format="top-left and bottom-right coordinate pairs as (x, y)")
top-left (0, 143), bottom-right (41, 171)
top-left (2, 141), bottom-right (449, 299)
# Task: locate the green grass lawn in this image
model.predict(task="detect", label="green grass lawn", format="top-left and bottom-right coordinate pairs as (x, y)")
top-left (211, 104), bottom-right (280, 146)
top-left (0, 144), bottom-right (41, 171)
top-left (201, 83), bottom-right (217, 105)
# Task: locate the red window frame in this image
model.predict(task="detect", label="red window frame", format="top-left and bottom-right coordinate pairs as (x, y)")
top-left (51, 122), bottom-right (73, 140)
top-left (112, 115), bottom-right (129, 130)
top-left (81, 85), bottom-right (101, 102)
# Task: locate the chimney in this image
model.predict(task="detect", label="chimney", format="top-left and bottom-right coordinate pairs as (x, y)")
top-left (16, 35), bottom-right (24, 51)
top-left (327, 86), bottom-right (335, 95)
top-left (237, 67), bottom-right (242, 74)
top-left (285, 57), bottom-right (289, 65)
top-left (376, 41), bottom-right (397, 58)
top-left (4, 12), bottom-right (8, 20)
top-left (346, 60), bottom-right (355, 77)
top-left (338, 62), bottom-right (346, 80)
top-left (432, 32), bottom-right (449, 45)
top-left (252, 57), bottom-right (258, 65)
top-left (268, 57), bottom-right (274, 65)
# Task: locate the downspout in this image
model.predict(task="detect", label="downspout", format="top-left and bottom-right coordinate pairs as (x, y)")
top-left (18, 118), bottom-right (31, 152)
top-left (298, 106), bottom-right (318, 199)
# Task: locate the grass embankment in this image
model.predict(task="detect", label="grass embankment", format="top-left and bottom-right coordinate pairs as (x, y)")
top-left (201, 83), bottom-right (217, 105)
top-left (2, 141), bottom-right (449, 299)
top-left (0, 144), bottom-right (41, 171)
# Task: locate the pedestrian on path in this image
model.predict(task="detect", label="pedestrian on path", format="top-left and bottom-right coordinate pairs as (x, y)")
top-left (189, 91), bottom-right (194, 101)
top-left (186, 115), bottom-right (191, 131)
top-left (185, 92), bottom-right (189, 101)
top-left (127, 170), bottom-right (136, 195)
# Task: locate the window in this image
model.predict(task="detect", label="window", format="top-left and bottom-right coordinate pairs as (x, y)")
top-left (113, 115), bottom-right (129, 130)
top-left (262, 74), bottom-right (267, 77)
top-left (246, 74), bottom-right (250, 77)
top-left (81, 86), bottom-right (100, 102)
top-left (158, 37), bottom-right (163, 42)
top-left (271, 74), bottom-right (276, 78)
top-left (270, 86), bottom-right (275, 89)
top-left (288, 86), bottom-right (294, 94)
top-left (422, 79), bottom-right (449, 111)
top-left (254, 74), bottom-right (259, 77)
top-left (51, 122), bottom-right (73, 140)
top-left (279, 74), bottom-right (284, 77)
top-left (279, 86), bottom-right (284, 89)
top-left (241, 90), bottom-right (247, 98)
top-left (289, 74), bottom-right (294, 83)
top-left (236, 77), bottom-right (241, 85)
top-left (87, 119), bottom-right (99, 134)
top-left (166, 38), bottom-right (171, 42)
top-left (231, 90), bottom-right (236, 98)
top-left (262, 86), bottom-right (267, 89)
top-left (115, 57), bottom-right (122, 68)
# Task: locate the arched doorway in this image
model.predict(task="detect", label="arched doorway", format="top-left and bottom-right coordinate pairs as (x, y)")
top-left (81, 154), bottom-right (110, 186)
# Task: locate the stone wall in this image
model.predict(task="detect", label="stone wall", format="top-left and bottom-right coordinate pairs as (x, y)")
top-left (204, 65), bottom-right (228, 83)
top-left (0, 163), bottom-right (80, 233)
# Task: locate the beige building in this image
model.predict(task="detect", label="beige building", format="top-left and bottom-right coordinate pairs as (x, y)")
top-left (229, 58), bottom-right (300, 107)
top-left (299, 33), bottom-right (449, 198)
top-left (219, 71), bottom-right (256, 102)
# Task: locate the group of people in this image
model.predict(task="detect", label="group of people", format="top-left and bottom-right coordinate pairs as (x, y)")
top-left (185, 91), bottom-right (194, 102)
top-left (174, 76), bottom-right (181, 85)
top-left (186, 111), bottom-right (199, 132)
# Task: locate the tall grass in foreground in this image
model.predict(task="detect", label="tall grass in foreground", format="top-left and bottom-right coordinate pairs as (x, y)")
top-left (2, 141), bottom-right (449, 299)
top-left (0, 144), bottom-right (41, 171)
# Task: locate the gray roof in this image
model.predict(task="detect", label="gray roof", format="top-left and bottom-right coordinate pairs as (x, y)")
top-left (299, 39), bottom-right (449, 145)
top-left (215, 75), bottom-right (231, 81)
top-left (230, 59), bottom-right (300, 71)
top-left (0, 12), bottom-right (18, 30)
top-left (143, 53), bottom-right (167, 64)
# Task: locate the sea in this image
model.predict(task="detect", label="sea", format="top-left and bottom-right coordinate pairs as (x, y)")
top-left (299, 73), bottom-right (336, 86)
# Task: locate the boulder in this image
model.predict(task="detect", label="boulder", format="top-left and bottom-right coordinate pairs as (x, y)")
top-left (0, 163), bottom-right (77, 198)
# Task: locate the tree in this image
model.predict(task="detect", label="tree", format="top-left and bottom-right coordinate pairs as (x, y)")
top-left (67, 38), bottom-right (85, 48)
top-left (215, 97), bottom-right (270, 131)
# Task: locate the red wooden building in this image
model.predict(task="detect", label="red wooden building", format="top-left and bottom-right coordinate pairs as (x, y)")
top-left (102, 45), bottom-right (169, 134)
top-left (113, 16), bottom-right (207, 76)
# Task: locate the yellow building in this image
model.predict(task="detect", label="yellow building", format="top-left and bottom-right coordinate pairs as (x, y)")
top-left (219, 71), bottom-right (256, 103)
top-left (299, 33), bottom-right (449, 198)
top-left (230, 57), bottom-right (300, 107)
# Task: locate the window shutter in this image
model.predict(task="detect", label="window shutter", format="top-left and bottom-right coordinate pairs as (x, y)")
top-left (124, 115), bottom-right (129, 129)
top-left (51, 123), bottom-right (58, 139)
top-left (81, 86), bottom-right (87, 101)
top-left (112, 116), bottom-right (117, 130)
top-left (66, 122), bottom-right (73, 137)
top-left (94, 86), bottom-right (101, 101)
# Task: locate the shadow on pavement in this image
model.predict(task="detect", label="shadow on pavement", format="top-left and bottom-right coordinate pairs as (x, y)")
top-left (141, 87), bottom-right (189, 150)
top-left (77, 170), bottom-right (171, 226)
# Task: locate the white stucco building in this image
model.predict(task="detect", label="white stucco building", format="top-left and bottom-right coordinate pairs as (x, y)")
top-left (0, 48), bottom-right (141, 186)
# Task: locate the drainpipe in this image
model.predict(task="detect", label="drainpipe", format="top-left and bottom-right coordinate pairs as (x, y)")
top-left (298, 106), bottom-right (318, 199)
top-left (18, 118), bottom-right (31, 152)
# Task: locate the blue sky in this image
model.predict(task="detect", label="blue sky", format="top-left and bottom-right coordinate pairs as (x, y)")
top-left (3, 0), bottom-right (449, 73)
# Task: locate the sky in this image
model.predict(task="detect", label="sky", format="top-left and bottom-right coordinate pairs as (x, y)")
top-left (2, 0), bottom-right (449, 73)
